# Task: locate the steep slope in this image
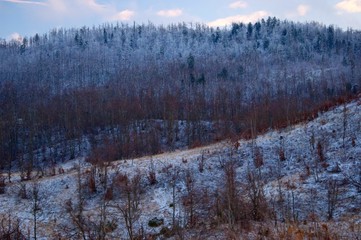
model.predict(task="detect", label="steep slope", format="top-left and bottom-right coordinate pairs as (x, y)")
top-left (1, 97), bottom-right (361, 239)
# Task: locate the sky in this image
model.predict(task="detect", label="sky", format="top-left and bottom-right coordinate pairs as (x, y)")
top-left (1, 0), bottom-right (361, 40)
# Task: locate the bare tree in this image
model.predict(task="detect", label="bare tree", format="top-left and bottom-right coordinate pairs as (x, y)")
top-left (221, 160), bottom-right (243, 229)
top-left (317, 141), bottom-right (325, 163)
top-left (113, 171), bottom-right (142, 240)
top-left (278, 136), bottom-right (286, 162)
top-left (246, 171), bottom-right (268, 221)
top-left (31, 181), bottom-right (41, 240)
top-left (64, 163), bottom-right (87, 240)
top-left (170, 167), bottom-right (180, 231)
top-left (182, 169), bottom-right (196, 227)
top-left (0, 214), bottom-right (25, 240)
top-left (326, 179), bottom-right (339, 220)
top-left (96, 196), bottom-right (115, 240)
top-left (198, 152), bottom-right (205, 173)
top-left (64, 196), bottom-right (114, 240)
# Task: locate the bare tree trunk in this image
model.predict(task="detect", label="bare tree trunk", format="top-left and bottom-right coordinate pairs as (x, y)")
top-left (114, 171), bottom-right (142, 240)
top-left (31, 181), bottom-right (41, 240)
top-left (327, 180), bottom-right (339, 220)
top-left (171, 169), bottom-right (178, 230)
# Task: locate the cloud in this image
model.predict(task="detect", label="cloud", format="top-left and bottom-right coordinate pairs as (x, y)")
top-left (157, 9), bottom-right (183, 17)
top-left (81, 0), bottom-right (106, 13)
top-left (285, 4), bottom-right (310, 18)
top-left (208, 11), bottom-right (269, 27)
top-left (47, 0), bottom-right (67, 13)
top-left (41, 0), bottom-right (131, 22)
top-left (46, 0), bottom-right (106, 13)
top-left (2, 0), bottom-right (46, 6)
top-left (229, 1), bottom-right (248, 9)
top-left (7, 32), bottom-right (23, 42)
top-left (111, 9), bottom-right (135, 21)
top-left (335, 0), bottom-right (361, 13)
top-left (297, 4), bottom-right (310, 16)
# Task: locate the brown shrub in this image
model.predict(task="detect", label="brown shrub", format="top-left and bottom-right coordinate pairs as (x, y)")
top-left (253, 147), bottom-right (264, 168)
top-left (104, 187), bottom-right (113, 201)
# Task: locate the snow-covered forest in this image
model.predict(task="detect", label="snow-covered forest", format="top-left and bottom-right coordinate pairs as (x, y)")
top-left (0, 17), bottom-right (361, 177)
top-left (1, 17), bottom-right (361, 239)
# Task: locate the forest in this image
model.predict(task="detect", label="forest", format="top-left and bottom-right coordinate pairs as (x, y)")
top-left (0, 17), bottom-right (361, 177)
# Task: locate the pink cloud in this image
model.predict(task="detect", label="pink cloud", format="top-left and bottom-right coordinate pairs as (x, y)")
top-left (111, 9), bottom-right (135, 21)
top-left (336, 0), bottom-right (361, 13)
top-left (229, 1), bottom-right (248, 9)
top-left (297, 4), bottom-right (310, 16)
top-left (208, 11), bottom-right (269, 27)
top-left (2, 0), bottom-right (46, 6)
top-left (157, 9), bottom-right (183, 17)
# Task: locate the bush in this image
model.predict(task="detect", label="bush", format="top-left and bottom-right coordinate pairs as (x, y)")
top-left (253, 147), bottom-right (264, 168)
top-left (0, 214), bottom-right (25, 239)
top-left (104, 187), bottom-right (113, 201)
top-left (147, 171), bottom-right (157, 185)
top-left (148, 217), bottom-right (164, 227)
top-left (147, 160), bottom-right (157, 185)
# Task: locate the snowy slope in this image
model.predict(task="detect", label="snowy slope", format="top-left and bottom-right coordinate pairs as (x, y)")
top-left (1, 98), bottom-right (361, 239)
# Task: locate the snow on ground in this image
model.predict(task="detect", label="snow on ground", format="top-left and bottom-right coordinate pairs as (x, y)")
top-left (1, 98), bottom-right (361, 238)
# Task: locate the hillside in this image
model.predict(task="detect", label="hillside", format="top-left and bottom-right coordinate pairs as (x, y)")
top-left (1, 17), bottom-right (361, 239)
top-left (1, 97), bottom-right (361, 239)
top-left (1, 18), bottom-right (361, 174)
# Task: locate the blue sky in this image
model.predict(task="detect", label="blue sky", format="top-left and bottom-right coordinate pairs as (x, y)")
top-left (1, 0), bottom-right (361, 39)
